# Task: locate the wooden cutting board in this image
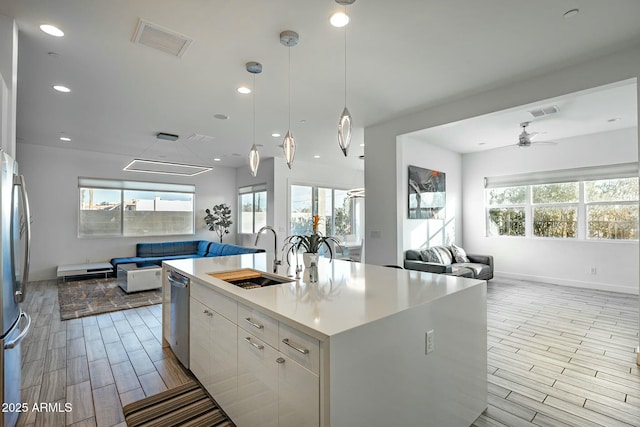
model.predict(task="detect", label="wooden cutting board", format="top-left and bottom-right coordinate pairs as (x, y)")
top-left (208, 269), bottom-right (261, 281)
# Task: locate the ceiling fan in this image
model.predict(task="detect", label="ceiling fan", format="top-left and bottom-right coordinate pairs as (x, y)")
top-left (516, 121), bottom-right (556, 147)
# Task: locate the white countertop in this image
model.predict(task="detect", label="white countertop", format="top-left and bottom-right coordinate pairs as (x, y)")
top-left (164, 253), bottom-right (484, 340)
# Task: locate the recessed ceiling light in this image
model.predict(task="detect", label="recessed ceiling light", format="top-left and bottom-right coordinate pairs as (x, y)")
top-left (59, 136), bottom-right (71, 142)
top-left (52, 85), bottom-right (71, 93)
top-left (563, 8), bottom-right (579, 18)
top-left (300, 119), bottom-right (306, 124)
top-left (47, 52), bottom-right (60, 59)
top-left (478, 142), bottom-right (486, 146)
top-left (232, 153), bottom-right (241, 157)
top-left (214, 114), bottom-right (229, 120)
top-left (330, 12), bottom-right (350, 28)
top-left (607, 117), bottom-right (621, 122)
top-left (313, 155), bottom-right (321, 159)
top-left (359, 143), bottom-right (365, 147)
top-left (40, 24), bottom-right (64, 37)
top-left (271, 133), bottom-right (281, 138)
top-left (213, 158), bottom-right (221, 162)
top-left (237, 86), bottom-right (251, 94)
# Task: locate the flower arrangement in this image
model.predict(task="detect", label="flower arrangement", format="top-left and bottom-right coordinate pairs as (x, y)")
top-left (283, 214), bottom-right (343, 261)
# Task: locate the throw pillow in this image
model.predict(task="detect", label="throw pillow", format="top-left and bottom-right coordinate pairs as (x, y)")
top-left (432, 246), bottom-right (453, 265)
top-left (420, 248), bottom-right (443, 264)
top-left (450, 243), bottom-right (470, 263)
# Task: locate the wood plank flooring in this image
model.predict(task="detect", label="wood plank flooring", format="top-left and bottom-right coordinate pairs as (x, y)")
top-left (16, 277), bottom-right (639, 426)
top-left (17, 279), bottom-right (192, 427)
top-left (473, 278), bottom-right (639, 427)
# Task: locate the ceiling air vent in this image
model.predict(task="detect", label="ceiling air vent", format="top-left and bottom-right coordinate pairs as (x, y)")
top-left (528, 105), bottom-right (559, 118)
top-left (187, 133), bottom-right (216, 144)
top-left (132, 19), bottom-right (193, 58)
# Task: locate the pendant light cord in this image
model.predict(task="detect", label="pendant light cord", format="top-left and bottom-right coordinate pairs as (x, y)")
top-left (288, 45), bottom-right (292, 130)
top-left (344, 6), bottom-right (348, 107)
top-left (252, 73), bottom-right (256, 145)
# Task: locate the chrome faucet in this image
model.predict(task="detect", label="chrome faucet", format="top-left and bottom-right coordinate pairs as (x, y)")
top-left (255, 226), bottom-right (281, 273)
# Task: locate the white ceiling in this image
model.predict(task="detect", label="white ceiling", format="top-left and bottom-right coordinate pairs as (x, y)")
top-left (2, 0), bottom-right (640, 171)
top-left (410, 80), bottom-right (638, 153)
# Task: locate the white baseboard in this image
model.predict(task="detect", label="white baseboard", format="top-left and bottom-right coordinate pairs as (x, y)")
top-left (495, 271), bottom-right (639, 295)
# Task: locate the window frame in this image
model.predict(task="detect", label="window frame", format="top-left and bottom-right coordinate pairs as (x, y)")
top-left (78, 178), bottom-right (196, 238)
top-left (485, 175), bottom-right (639, 242)
top-left (238, 185), bottom-right (267, 235)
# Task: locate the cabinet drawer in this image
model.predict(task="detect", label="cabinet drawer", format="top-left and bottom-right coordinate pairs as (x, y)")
top-left (191, 281), bottom-right (237, 323)
top-left (278, 323), bottom-right (320, 375)
top-left (238, 303), bottom-right (279, 349)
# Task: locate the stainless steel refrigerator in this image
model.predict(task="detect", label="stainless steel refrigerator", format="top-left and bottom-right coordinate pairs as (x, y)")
top-left (0, 151), bottom-right (32, 427)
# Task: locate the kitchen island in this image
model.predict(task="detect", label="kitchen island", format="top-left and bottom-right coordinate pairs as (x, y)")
top-left (162, 253), bottom-right (487, 427)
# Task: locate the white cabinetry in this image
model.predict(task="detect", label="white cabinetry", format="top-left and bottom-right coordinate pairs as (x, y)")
top-left (189, 292), bottom-right (238, 412)
top-left (234, 303), bottom-right (319, 427)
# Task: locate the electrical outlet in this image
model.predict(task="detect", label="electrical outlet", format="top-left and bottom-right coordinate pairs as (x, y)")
top-left (425, 330), bottom-right (435, 355)
top-left (590, 267), bottom-right (597, 275)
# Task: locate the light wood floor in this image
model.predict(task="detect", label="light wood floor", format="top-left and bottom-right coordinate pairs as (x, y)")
top-left (16, 277), bottom-right (640, 427)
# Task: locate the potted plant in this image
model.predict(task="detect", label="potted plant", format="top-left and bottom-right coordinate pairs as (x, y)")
top-left (204, 204), bottom-right (233, 242)
top-left (283, 215), bottom-right (343, 267)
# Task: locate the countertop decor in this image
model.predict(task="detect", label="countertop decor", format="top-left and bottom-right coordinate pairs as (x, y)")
top-left (283, 215), bottom-right (343, 265)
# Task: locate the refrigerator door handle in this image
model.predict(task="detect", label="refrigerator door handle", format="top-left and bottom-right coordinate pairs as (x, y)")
top-left (4, 310), bottom-right (31, 349)
top-left (13, 174), bottom-right (31, 303)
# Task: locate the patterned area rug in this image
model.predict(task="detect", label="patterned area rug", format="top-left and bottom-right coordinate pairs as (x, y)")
top-left (57, 277), bottom-right (161, 320)
top-left (123, 380), bottom-right (234, 427)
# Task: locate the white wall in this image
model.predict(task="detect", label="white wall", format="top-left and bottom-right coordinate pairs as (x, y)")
top-left (16, 143), bottom-right (237, 280)
top-left (462, 128), bottom-right (638, 294)
top-left (398, 135), bottom-right (462, 253)
top-left (365, 43), bottom-right (640, 270)
top-left (0, 15), bottom-right (18, 157)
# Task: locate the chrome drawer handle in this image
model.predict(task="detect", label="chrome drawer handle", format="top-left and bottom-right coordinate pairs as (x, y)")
top-left (281, 338), bottom-right (309, 355)
top-left (244, 317), bottom-right (264, 330)
top-left (244, 337), bottom-right (264, 350)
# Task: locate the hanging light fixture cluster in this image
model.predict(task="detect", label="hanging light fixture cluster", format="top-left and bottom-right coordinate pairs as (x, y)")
top-left (246, 61), bottom-right (262, 177)
top-left (280, 30), bottom-right (299, 169)
top-left (243, 6), bottom-right (356, 173)
top-left (336, 0), bottom-right (356, 157)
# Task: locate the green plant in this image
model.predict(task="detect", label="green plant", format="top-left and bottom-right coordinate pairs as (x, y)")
top-left (204, 204), bottom-right (233, 242)
top-left (283, 214), bottom-right (343, 262)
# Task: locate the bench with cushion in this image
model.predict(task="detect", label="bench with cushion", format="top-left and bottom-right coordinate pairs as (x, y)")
top-left (110, 240), bottom-right (264, 271)
top-left (404, 244), bottom-right (493, 280)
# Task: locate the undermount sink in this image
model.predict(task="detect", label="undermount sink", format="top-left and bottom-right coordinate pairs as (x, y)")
top-left (209, 269), bottom-right (292, 290)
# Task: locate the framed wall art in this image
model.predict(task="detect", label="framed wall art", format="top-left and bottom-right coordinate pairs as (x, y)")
top-left (408, 165), bottom-right (446, 219)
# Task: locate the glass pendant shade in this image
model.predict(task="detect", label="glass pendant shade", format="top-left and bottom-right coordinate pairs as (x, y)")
top-left (249, 144), bottom-right (260, 177)
top-left (338, 106), bottom-right (352, 157)
top-left (282, 130), bottom-right (296, 169)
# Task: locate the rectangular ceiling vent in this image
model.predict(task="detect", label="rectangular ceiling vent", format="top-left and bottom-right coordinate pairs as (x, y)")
top-left (187, 133), bottom-right (216, 144)
top-left (132, 19), bottom-right (193, 58)
top-left (528, 105), bottom-right (559, 118)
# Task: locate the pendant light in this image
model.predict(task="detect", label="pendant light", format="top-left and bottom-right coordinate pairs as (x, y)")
top-left (246, 61), bottom-right (262, 177)
top-left (280, 30), bottom-right (299, 169)
top-left (336, 0), bottom-right (356, 157)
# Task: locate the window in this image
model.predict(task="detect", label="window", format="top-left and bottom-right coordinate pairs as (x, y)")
top-left (531, 182), bottom-right (578, 238)
top-left (585, 178), bottom-right (639, 239)
top-left (486, 186), bottom-right (526, 236)
top-left (238, 186), bottom-right (267, 234)
top-left (289, 184), bottom-right (363, 244)
top-left (79, 178), bottom-right (195, 237)
top-left (484, 167), bottom-right (639, 241)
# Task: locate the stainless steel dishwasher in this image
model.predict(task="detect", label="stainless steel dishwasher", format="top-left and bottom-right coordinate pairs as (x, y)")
top-left (167, 269), bottom-right (189, 368)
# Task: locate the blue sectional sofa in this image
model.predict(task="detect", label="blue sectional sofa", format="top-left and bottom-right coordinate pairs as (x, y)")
top-left (110, 240), bottom-right (264, 271)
